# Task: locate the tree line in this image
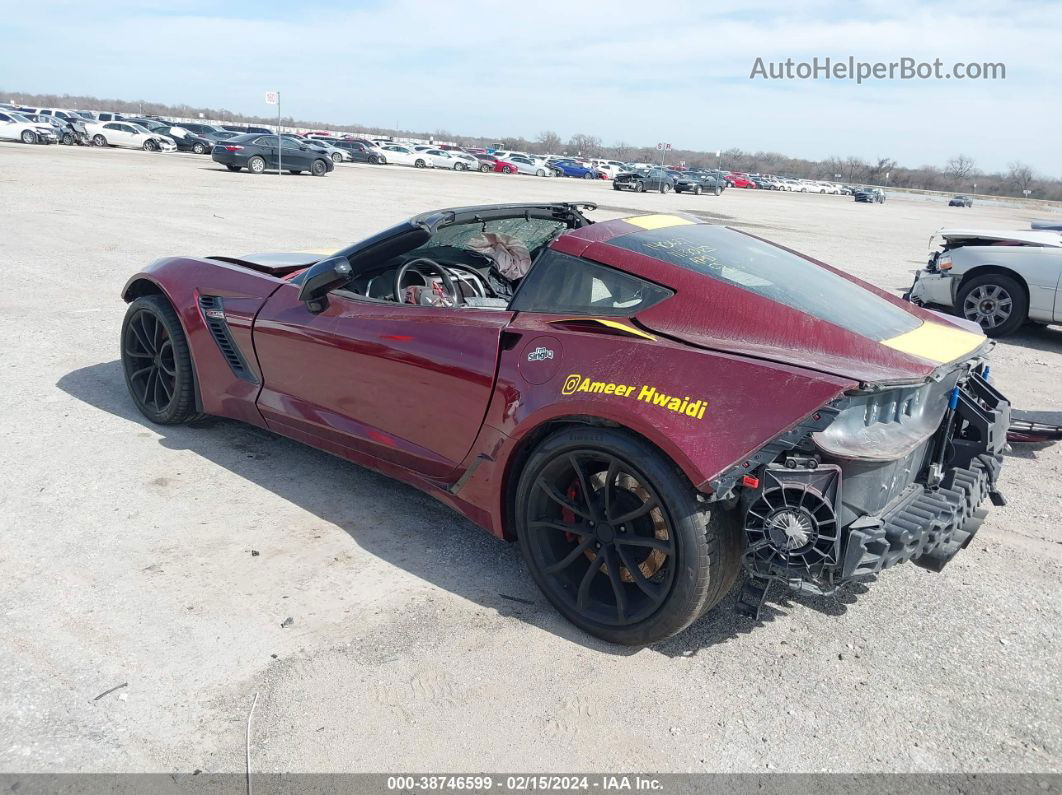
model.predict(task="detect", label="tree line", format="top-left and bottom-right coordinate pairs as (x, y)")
top-left (5, 89), bottom-right (1056, 201)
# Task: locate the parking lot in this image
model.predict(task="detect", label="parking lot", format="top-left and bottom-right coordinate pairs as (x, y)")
top-left (0, 142), bottom-right (1060, 773)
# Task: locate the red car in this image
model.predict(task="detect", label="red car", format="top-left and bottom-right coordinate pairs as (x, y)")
top-left (473, 154), bottom-right (519, 173)
top-left (120, 204), bottom-right (1009, 645)
top-left (726, 173), bottom-right (756, 188)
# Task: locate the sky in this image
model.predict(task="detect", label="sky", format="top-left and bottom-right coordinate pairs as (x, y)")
top-left (2, 0), bottom-right (1059, 176)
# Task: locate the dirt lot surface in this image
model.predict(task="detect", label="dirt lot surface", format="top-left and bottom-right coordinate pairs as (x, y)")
top-left (1, 143), bottom-right (1059, 774)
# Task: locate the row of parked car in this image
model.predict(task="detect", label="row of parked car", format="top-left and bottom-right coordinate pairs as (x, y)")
top-left (0, 104), bottom-right (897, 201)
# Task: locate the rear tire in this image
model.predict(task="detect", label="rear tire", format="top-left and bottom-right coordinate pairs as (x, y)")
top-left (92, 134), bottom-right (107, 146)
top-left (516, 427), bottom-right (742, 646)
top-left (226, 164), bottom-right (241, 172)
top-left (415, 159), bottom-right (427, 168)
top-left (693, 185), bottom-right (701, 195)
top-left (713, 186), bottom-right (722, 196)
top-left (637, 181), bottom-right (646, 192)
top-left (455, 162), bottom-right (465, 171)
top-left (481, 164), bottom-right (491, 172)
top-left (331, 152), bottom-right (343, 164)
top-left (248, 155), bottom-right (266, 174)
top-left (121, 295), bottom-right (200, 425)
top-left (660, 183), bottom-right (671, 194)
top-left (62, 132), bottom-right (74, 145)
top-left (582, 171), bottom-right (593, 179)
top-left (502, 165), bottom-right (513, 173)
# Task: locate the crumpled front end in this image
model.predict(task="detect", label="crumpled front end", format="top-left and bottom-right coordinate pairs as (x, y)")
top-left (721, 361), bottom-right (1010, 616)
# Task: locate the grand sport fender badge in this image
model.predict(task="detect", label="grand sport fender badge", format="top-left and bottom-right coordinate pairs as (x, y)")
top-left (561, 374), bottom-right (708, 420)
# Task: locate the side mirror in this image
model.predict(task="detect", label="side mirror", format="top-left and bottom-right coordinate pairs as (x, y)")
top-left (298, 256), bottom-right (353, 314)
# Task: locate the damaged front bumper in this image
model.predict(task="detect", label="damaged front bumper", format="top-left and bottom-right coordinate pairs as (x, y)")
top-left (905, 269), bottom-right (956, 308)
top-left (730, 367), bottom-right (1009, 617)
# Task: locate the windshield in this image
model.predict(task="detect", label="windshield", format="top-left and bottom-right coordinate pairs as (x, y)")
top-left (608, 224), bottom-right (923, 341)
top-left (416, 217), bottom-right (566, 257)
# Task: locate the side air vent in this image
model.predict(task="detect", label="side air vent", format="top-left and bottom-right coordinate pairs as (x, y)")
top-left (198, 295), bottom-right (257, 383)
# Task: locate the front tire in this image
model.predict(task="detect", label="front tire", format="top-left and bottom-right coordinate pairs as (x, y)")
top-left (415, 159), bottom-right (427, 168)
top-left (311, 159), bottom-right (328, 176)
top-left (455, 162), bottom-right (465, 171)
top-left (692, 185), bottom-right (701, 195)
top-left (21, 130), bottom-right (38, 144)
top-left (62, 132), bottom-right (74, 145)
top-left (192, 142), bottom-right (207, 155)
top-left (957, 273), bottom-right (1028, 337)
top-left (713, 186), bottom-right (722, 196)
top-left (121, 295), bottom-right (199, 425)
top-left (331, 152), bottom-right (343, 164)
top-left (143, 139), bottom-right (159, 152)
top-left (660, 183), bottom-right (671, 194)
top-left (502, 165), bottom-right (513, 173)
top-left (480, 164), bottom-right (491, 172)
top-left (516, 427), bottom-right (742, 645)
top-left (536, 169), bottom-right (545, 177)
top-left (582, 171), bottom-right (593, 179)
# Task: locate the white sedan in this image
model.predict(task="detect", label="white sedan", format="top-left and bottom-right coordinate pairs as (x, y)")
top-left (505, 154), bottom-right (553, 176)
top-left (417, 148), bottom-right (468, 169)
top-left (906, 227), bottom-right (1062, 337)
top-left (86, 121), bottom-right (176, 152)
top-left (381, 144), bottom-right (435, 168)
top-left (0, 110), bottom-right (57, 144)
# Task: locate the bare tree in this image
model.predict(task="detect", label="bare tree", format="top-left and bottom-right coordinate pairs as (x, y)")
top-left (1007, 161), bottom-right (1035, 194)
top-left (944, 154), bottom-right (976, 183)
top-left (568, 133), bottom-right (602, 157)
top-left (536, 130), bottom-right (562, 154)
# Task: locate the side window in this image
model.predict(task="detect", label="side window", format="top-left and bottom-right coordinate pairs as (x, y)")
top-left (0, 113), bottom-right (9, 122)
top-left (281, 138), bottom-right (302, 150)
top-left (252, 136), bottom-right (273, 146)
top-left (104, 123), bottom-right (118, 130)
top-left (510, 251), bottom-right (672, 316)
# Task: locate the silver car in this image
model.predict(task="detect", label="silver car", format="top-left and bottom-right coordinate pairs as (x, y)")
top-left (905, 227), bottom-right (1062, 337)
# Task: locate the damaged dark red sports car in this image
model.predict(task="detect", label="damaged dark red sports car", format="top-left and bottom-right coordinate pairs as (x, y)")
top-left (120, 203), bottom-right (1010, 645)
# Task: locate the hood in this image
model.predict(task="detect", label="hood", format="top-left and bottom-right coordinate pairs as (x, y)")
top-left (556, 215), bottom-right (988, 386)
top-left (936, 228), bottom-right (1062, 247)
top-left (206, 249), bottom-right (335, 276)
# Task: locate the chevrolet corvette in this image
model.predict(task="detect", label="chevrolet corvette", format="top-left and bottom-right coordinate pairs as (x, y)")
top-left (121, 204), bottom-right (1010, 645)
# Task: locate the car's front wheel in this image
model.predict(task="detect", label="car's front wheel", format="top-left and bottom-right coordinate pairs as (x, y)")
top-left (143, 139), bottom-right (159, 152)
top-left (502, 165), bottom-right (513, 173)
top-left (121, 295), bottom-right (200, 425)
top-left (455, 161), bottom-right (465, 171)
top-left (311, 159), bottom-right (328, 176)
top-left (957, 273), bottom-right (1028, 337)
top-left (21, 129), bottom-right (38, 144)
top-left (331, 152), bottom-right (343, 164)
top-left (516, 427), bottom-right (742, 645)
top-left (62, 132), bottom-right (74, 145)
top-left (692, 185), bottom-right (701, 195)
top-left (192, 142), bottom-right (207, 155)
top-left (660, 183), bottom-right (671, 194)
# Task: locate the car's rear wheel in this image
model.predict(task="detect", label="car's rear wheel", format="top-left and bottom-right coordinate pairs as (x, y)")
top-left (331, 152), bottom-right (342, 164)
top-left (248, 155), bottom-right (266, 174)
top-left (143, 139), bottom-right (159, 152)
top-left (455, 161), bottom-right (465, 171)
top-left (226, 164), bottom-right (241, 172)
top-left (713, 186), bottom-right (722, 196)
top-left (516, 427), bottom-right (742, 645)
top-left (192, 142), bottom-right (207, 154)
top-left (957, 273), bottom-right (1028, 337)
top-left (636, 181), bottom-right (646, 192)
top-left (311, 159), bottom-right (328, 176)
top-left (92, 134), bottom-right (107, 146)
top-left (121, 295), bottom-right (199, 425)
top-left (582, 171), bottom-right (593, 179)
top-left (480, 164), bottom-right (491, 173)
top-left (502, 165), bottom-right (513, 173)
top-left (415, 159), bottom-right (426, 168)
top-left (693, 185), bottom-right (701, 195)
top-left (536, 169), bottom-right (545, 177)
top-left (660, 183), bottom-right (671, 194)
top-left (62, 132), bottom-right (74, 145)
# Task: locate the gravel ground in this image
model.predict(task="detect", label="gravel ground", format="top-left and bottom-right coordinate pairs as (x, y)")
top-left (0, 143), bottom-right (1059, 774)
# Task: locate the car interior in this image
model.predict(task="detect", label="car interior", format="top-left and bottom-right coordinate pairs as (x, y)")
top-left (343, 217), bottom-right (571, 308)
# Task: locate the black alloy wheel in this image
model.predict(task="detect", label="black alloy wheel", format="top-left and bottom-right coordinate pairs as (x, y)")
top-left (517, 427), bottom-right (742, 645)
top-left (121, 295), bottom-right (199, 425)
top-left (311, 159), bottom-right (328, 176)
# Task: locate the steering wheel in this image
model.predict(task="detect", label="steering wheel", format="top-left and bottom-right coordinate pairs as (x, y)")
top-left (394, 257), bottom-right (461, 305)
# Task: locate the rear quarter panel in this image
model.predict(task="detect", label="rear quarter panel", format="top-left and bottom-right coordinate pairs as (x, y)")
top-left (456, 315), bottom-right (855, 538)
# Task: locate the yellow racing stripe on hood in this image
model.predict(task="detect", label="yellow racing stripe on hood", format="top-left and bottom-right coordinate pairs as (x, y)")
top-left (881, 321), bottom-right (985, 364)
top-left (624, 214), bottom-right (695, 230)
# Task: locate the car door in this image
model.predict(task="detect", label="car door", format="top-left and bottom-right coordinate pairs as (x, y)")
top-left (0, 113), bottom-right (15, 140)
top-left (104, 122), bottom-right (130, 147)
top-left (253, 283), bottom-right (513, 478)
